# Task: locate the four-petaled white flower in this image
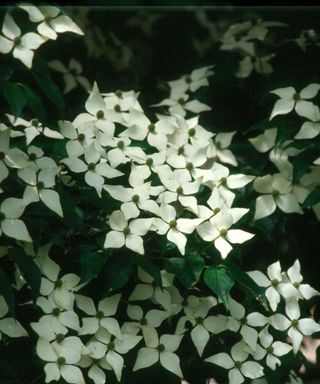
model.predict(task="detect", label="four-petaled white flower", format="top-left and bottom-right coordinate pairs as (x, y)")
top-left (0, 13), bottom-right (45, 68)
top-left (205, 341), bottom-right (264, 384)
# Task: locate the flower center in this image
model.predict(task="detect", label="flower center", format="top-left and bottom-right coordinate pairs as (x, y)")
top-left (219, 229), bottom-right (228, 238)
top-left (117, 140), bottom-right (125, 150)
top-left (36, 181), bottom-right (45, 190)
top-left (13, 37), bottom-right (21, 47)
top-left (220, 177), bottom-right (227, 186)
top-left (56, 333), bottom-right (65, 343)
top-left (123, 226), bottom-right (131, 236)
top-left (272, 189), bottom-right (280, 198)
top-left (52, 307), bottom-right (61, 317)
top-left (169, 220), bottom-right (177, 228)
top-left (157, 344), bottom-right (165, 352)
top-left (266, 346), bottom-right (274, 354)
top-left (140, 317), bottom-right (147, 326)
top-left (188, 128), bottom-right (196, 137)
top-left (178, 97), bottom-right (185, 105)
top-left (57, 356), bottom-right (66, 366)
top-left (29, 153), bottom-right (37, 161)
top-left (31, 118), bottom-right (39, 127)
top-left (114, 104), bottom-right (121, 112)
top-left (291, 319), bottom-right (299, 328)
top-left (132, 194), bottom-right (140, 204)
top-left (240, 317), bottom-right (247, 325)
top-left (54, 279), bottom-right (63, 288)
top-left (96, 310), bottom-right (104, 319)
top-left (213, 207), bottom-right (220, 215)
top-left (78, 133), bottom-right (85, 141)
top-left (96, 110), bottom-right (104, 119)
top-left (186, 162), bottom-right (193, 171)
top-left (234, 361), bottom-right (242, 369)
top-left (178, 146), bottom-right (185, 155)
top-left (107, 341), bottom-right (115, 350)
top-left (88, 163), bottom-right (96, 171)
top-left (195, 316), bottom-right (203, 324)
top-left (148, 123), bottom-right (156, 133)
top-left (293, 282), bottom-right (300, 288)
top-left (215, 141), bottom-right (221, 150)
top-left (115, 89), bottom-right (123, 98)
top-left (271, 279), bottom-right (279, 287)
top-left (176, 187), bottom-right (183, 195)
top-left (146, 158), bottom-right (153, 167)
top-left (293, 93), bottom-right (300, 101)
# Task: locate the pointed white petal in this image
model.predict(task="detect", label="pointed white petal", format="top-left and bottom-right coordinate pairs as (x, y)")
top-left (133, 348), bottom-right (158, 371)
top-left (160, 351), bottom-right (183, 378)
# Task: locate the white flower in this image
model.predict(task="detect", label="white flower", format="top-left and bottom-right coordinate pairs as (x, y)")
top-left (87, 327), bottom-right (141, 382)
top-left (270, 83), bottom-right (320, 120)
top-left (253, 174), bottom-right (302, 220)
top-left (0, 198), bottom-right (31, 242)
top-left (270, 300), bottom-right (320, 353)
top-left (133, 331), bottom-right (183, 378)
top-left (205, 341), bottom-right (264, 384)
top-left (104, 210), bottom-right (153, 255)
top-left (151, 204), bottom-right (201, 255)
top-left (102, 89), bottom-right (142, 112)
top-left (247, 261), bottom-right (284, 311)
top-left (49, 59), bottom-right (91, 94)
top-left (0, 295), bottom-right (28, 340)
top-left (254, 328), bottom-right (292, 370)
top-left (7, 115), bottom-right (63, 145)
top-left (0, 13), bottom-right (45, 68)
top-left (278, 260), bottom-right (319, 301)
top-left (36, 338), bottom-right (85, 384)
top-left (20, 5), bottom-right (83, 40)
top-left (78, 355), bottom-right (112, 384)
top-left (236, 54), bottom-right (274, 79)
top-left (197, 210), bottom-right (254, 259)
top-left (208, 131), bottom-right (238, 166)
top-left (75, 293), bottom-right (121, 337)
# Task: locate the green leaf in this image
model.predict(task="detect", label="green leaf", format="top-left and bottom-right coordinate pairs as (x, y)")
top-left (224, 261), bottom-right (268, 310)
top-left (185, 251), bottom-right (205, 282)
top-left (204, 265), bottom-right (234, 308)
top-left (105, 255), bottom-right (134, 290)
top-left (164, 257), bottom-right (194, 288)
top-left (3, 82), bottom-right (27, 117)
top-left (132, 255), bottom-right (162, 287)
top-left (8, 248), bottom-right (41, 304)
top-left (302, 186), bottom-right (320, 208)
top-left (20, 84), bottom-right (46, 122)
top-left (80, 251), bottom-right (108, 284)
top-left (0, 265), bottom-right (15, 317)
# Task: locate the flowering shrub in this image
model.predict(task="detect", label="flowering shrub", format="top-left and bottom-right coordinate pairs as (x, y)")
top-left (0, 4), bottom-right (320, 384)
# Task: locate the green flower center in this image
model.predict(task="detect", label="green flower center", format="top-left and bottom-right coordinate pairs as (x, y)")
top-left (293, 282), bottom-right (300, 288)
top-left (220, 229), bottom-right (228, 238)
top-left (178, 97), bottom-right (185, 105)
top-left (148, 123), bottom-right (156, 133)
top-left (186, 162), bottom-right (193, 171)
top-left (56, 333), bottom-right (65, 343)
top-left (176, 187), bottom-right (183, 195)
top-left (169, 220), bottom-right (177, 228)
top-left (115, 89), bottom-right (123, 98)
top-left (293, 93), bottom-right (300, 101)
top-left (157, 344), bottom-right (165, 352)
top-left (0, 152), bottom-right (5, 161)
top-left (96, 110), bottom-right (104, 119)
top-left (234, 361), bottom-right (242, 369)
top-left (57, 356), bottom-right (66, 366)
top-left (178, 146), bottom-right (185, 155)
top-left (123, 226), bottom-right (131, 236)
top-left (31, 118), bottom-right (39, 127)
top-left (220, 177), bottom-right (227, 186)
top-left (114, 104), bottom-right (121, 112)
top-left (195, 316), bottom-right (203, 324)
top-left (52, 307), bottom-right (61, 317)
top-left (13, 37), bottom-right (21, 47)
top-left (215, 141), bottom-right (221, 150)
top-left (96, 310), bottom-right (104, 319)
top-left (140, 317), bottom-right (148, 326)
top-left (132, 194), bottom-right (140, 204)
top-left (188, 128), bottom-right (196, 137)
top-left (271, 279), bottom-right (279, 287)
top-left (54, 279), bottom-right (63, 288)
top-left (117, 140), bottom-right (125, 150)
top-left (272, 189), bottom-right (280, 198)
top-left (240, 317), bottom-right (247, 325)
top-left (107, 341), bottom-right (115, 350)
top-left (36, 181), bottom-right (45, 190)
top-left (78, 133), bottom-right (85, 141)
top-left (88, 163), bottom-right (96, 171)
top-left (29, 153), bottom-right (37, 161)
top-left (146, 158), bottom-right (153, 167)
top-left (291, 319), bottom-right (299, 328)
top-left (266, 346), bottom-right (274, 354)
